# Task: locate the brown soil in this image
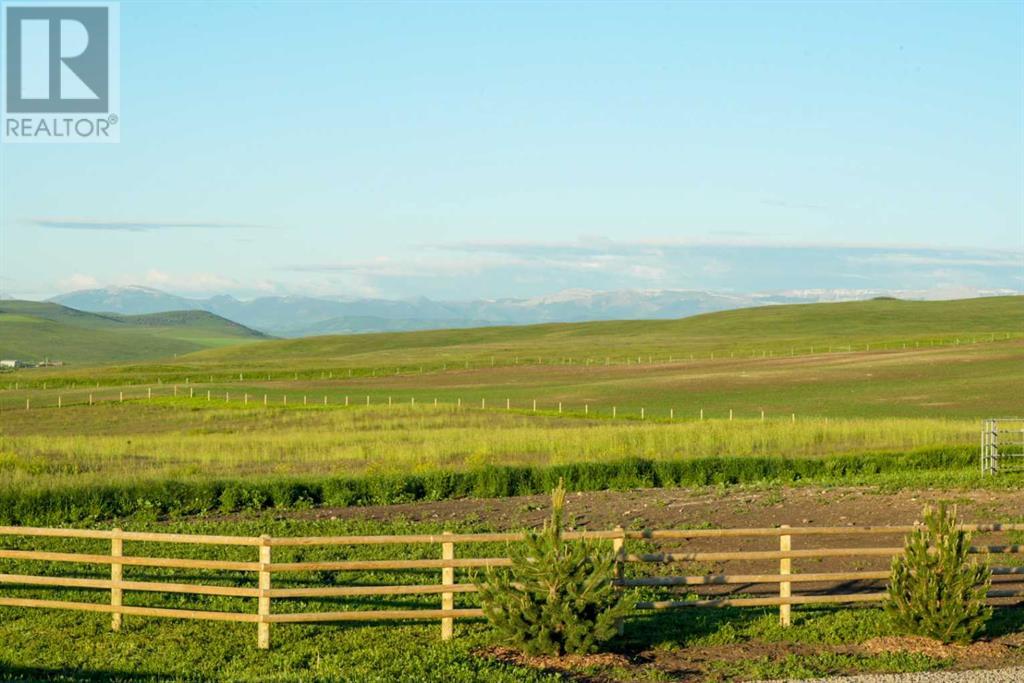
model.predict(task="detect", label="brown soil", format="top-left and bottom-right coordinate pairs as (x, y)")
top-left (861, 635), bottom-right (1016, 667)
top-left (282, 485), bottom-right (1024, 535)
top-left (273, 485), bottom-right (1024, 593)
top-left (479, 636), bottom-right (1024, 682)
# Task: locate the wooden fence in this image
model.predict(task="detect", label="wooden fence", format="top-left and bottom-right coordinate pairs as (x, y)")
top-left (1, 524), bottom-right (1022, 649)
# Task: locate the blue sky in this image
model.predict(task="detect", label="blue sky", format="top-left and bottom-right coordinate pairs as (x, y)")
top-left (1, 0), bottom-right (1022, 300)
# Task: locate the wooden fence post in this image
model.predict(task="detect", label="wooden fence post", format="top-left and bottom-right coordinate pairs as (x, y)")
top-left (258, 535), bottom-right (271, 649)
top-left (441, 532), bottom-right (454, 641)
top-left (779, 525), bottom-right (791, 627)
top-left (111, 528), bottom-right (123, 631)
top-left (612, 526), bottom-right (625, 635)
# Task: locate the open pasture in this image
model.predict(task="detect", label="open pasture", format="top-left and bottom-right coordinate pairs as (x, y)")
top-left (3, 334), bottom-right (1023, 420)
top-left (2, 296), bottom-right (1021, 525)
top-left (176, 296), bottom-right (1024, 371)
top-left (1, 297), bottom-right (1023, 679)
top-left (0, 402), bottom-right (978, 488)
top-left (3, 298), bottom-right (1021, 425)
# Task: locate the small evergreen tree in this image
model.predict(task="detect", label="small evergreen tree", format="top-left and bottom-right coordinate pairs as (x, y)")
top-left (885, 504), bottom-right (992, 643)
top-left (476, 481), bottom-right (629, 655)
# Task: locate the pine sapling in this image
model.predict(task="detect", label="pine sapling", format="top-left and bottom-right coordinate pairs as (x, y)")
top-left (885, 504), bottom-right (992, 643)
top-left (476, 480), bottom-right (629, 655)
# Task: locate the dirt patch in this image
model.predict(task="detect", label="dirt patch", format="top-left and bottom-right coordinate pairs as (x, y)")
top-left (480, 645), bottom-right (633, 676)
top-left (474, 636), bottom-right (1024, 682)
top-left (271, 485), bottom-right (1024, 535)
top-left (861, 635), bottom-right (1011, 665)
top-left (477, 636), bottom-right (1024, 682)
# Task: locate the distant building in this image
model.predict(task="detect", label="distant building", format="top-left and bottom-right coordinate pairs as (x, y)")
top-left (0, 359), bottom-right (27, 368)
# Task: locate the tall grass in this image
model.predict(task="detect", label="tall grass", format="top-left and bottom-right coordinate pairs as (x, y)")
top-left (0, 404), bottom-right (996, 525)
top-left (0, 405), bottom-right (977, 488)
top-left (0, 446), bottom-right (985, 526)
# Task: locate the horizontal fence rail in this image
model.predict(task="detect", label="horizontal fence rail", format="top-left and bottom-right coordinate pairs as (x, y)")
top-left (1, 523), bottom-right (1022, 648)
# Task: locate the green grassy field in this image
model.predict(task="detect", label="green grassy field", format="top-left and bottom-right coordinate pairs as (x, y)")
top-left (180, 296), bottom-right (1024, 369)
top-left (1, 297), bottom-right (1023, 679)
top-left (0, 301), bottom-right (268, 365)
top-left (4, 297), bottom-right (1023, 420)
top-left (0, 399), bottom-right (1003, 526)
top-left (1, 296), bottom-right (1020, 524)
top-left (0, 402), bottom-right (978, 484)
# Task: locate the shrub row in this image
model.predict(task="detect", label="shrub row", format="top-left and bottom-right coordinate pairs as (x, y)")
top-left (0, 446), bottom-right (976, 526)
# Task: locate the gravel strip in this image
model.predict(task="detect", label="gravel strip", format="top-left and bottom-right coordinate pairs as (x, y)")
top-left (764, 667), bottom-right (1024, 682)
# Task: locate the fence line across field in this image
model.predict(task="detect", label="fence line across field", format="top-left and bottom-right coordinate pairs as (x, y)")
top-left (0, 386), bottom-right (850, 425)
top-left (2, 331), bottom-right (1020, 394)
top-left (1, 523), bottom-right (1022, 649)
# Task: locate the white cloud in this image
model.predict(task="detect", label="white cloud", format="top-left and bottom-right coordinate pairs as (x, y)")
top-left (57, 273), bottom-right (100, 290)
top-left (846, 252), bottom-right (1023, 268)
top-left (30, 218), bottom-right (274, 233)
top-left (141, 269), bottom-right (238, 293)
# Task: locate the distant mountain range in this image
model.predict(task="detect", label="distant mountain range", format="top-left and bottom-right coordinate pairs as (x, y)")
top-left (48, 285), bottom-right (993, 338)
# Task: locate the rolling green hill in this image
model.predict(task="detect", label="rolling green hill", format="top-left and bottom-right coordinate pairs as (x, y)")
top-left (182, 295), bottom-right (1024, 368)
top-left (0, 301), bottom-right (268, 365)
top-left (5, 296), bottom-right (1021, 418)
